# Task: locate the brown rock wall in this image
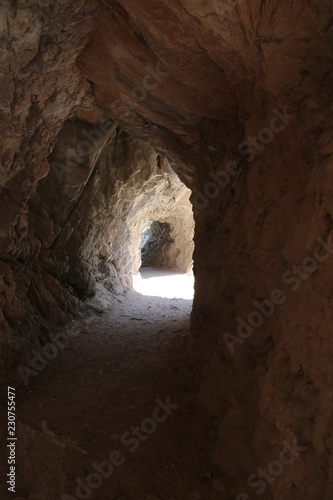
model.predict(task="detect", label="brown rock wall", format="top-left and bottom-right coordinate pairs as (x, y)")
top-left (1, 1), bottom-right (333, 496)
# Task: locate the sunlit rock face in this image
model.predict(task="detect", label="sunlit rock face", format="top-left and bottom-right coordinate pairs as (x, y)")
top-left (0, 103), bottom-right (193, 379)
top-left (31, 116), bottom-right (193, 298)
top-left (140, 221), bottom-right (193, 276)
top-left (1, 0), bottom-right (333, 497)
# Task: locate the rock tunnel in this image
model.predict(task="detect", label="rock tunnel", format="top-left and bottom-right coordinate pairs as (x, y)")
top-left (1, 0), bottom-right (333, 498)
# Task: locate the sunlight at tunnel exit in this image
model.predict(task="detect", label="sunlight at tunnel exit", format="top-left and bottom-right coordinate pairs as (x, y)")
top-left (133, 268), bottom-right (194, 300)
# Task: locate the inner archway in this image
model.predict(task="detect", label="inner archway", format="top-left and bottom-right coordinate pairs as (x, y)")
top-left (1, 1), bottom-right (332, 498)
top-left (136, 219), bottom-right (194, 299)
top-left (140, 220), bottom-right (193, 274)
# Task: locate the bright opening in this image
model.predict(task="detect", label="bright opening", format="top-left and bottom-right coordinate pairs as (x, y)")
top-left (133, 267), bottom-right (194, 300)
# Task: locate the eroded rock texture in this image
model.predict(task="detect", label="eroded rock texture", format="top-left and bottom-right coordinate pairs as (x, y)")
top-left (141, 219), bottom-right (193, 275)
top-left (1, 0), bottom-right (333, 498)
top-left (30, 116), bottom-right (193, 298)
top-left (141, 222), bottom-right (179, 271)
top-left (0, 0), bottom-right (98, 381)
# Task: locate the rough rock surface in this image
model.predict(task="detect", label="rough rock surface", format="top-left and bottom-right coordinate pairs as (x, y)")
top-left (0, 0), bottom-right (99, 387)
top-left (79, 3), bottom-right (333, 497)
top-left (141, 222), bottom-right (178, 271)
top-left (141, 221), bottom-right (193, 275)
top-left (1, 109), bottom-right (194, 376)
top-left (35, 122), bottom-right (193, 296)
top-left (1, 0), bottom-right (333, 498)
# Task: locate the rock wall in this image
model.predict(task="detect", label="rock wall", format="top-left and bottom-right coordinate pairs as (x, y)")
top-left (77, 3), bottom-right (333, 497)
top-left (37, 120), bottom-right (193, 297)
top-left (0, 0), bottom-right (99, 382)
top-left (141, 221), bottom-right (194, 273)
top-left (192, 112), bottom-right (333, 498)
top-left (141, 222), bottom-right (174, 269)
top-left (1, 98), bottom-right (193, 377)
top-left (1, 0), bottom-right (333, 498)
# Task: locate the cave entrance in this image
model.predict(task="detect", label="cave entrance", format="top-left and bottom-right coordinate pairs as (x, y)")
top-left (133, 219), bottom-right (194, 300)
top-left (140, 220), bottom-right (174, 270)
top-left (140, 219), bottom-right (154, 252)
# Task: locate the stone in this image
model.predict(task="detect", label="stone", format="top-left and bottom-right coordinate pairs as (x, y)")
top-left (1, 1), bottom-right (333, 498)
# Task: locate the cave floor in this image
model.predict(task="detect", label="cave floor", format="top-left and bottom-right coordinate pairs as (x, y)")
top-left (6, 269), bottom-right (221, 499)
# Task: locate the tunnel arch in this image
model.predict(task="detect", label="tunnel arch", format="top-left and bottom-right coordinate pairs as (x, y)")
top-left (140, 218), bottom-right (193, 275)
top-left (1, 1), bottom-right (333, 498)
top-left (29, 119), bottom-right (194, 299)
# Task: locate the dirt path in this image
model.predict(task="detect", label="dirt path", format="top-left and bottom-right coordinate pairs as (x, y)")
top-left (1, 269), bottom-right (221, 500)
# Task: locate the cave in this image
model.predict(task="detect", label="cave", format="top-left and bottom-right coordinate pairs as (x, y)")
top-left (141, 221), bottom-right (175, 270)
top-left (1, 1), bottom-right (333, 499)
top-left (140, 217), bottom-right (194, 274)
